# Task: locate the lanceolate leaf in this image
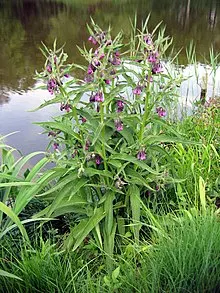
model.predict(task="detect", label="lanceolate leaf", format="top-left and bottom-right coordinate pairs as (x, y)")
top-left (64, 207), bottom-right (105, 251)
top-left (35, 121), bottom-right (81, 141)
top-left (128, 185), bottom-right (141, 243)
top-left (0, 202), bottom-right (29, 242)
top-left (111, 154), bottom-right (159, 175)
top-left (73, 207), bottom-right (105, 251)
top-left (0, 269), bottom-right (22, 281)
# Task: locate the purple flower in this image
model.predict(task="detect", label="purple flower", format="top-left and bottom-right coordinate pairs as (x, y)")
top-left (48, 131), bottom-right (56, 137)
top-left (93, 59), bottom-right (101, 67)
top-left (95, 155), bottom-right (102, 165)
top-left (133, 85), bottom-right (143, 96)
top-left (104, 79), bottom-right (111, 85)
top-left (105, 39), bottom-right (112, 46)
top-left (47, 78), bottom-right (57, 94)
top-left (156, 107), bottom-right (166, 117)
top-left (146, 190), bottom-right (151, 197)
top-left (60, 103), bottom-right (71, 112)
top-left (81, 116), bottom-right (87, 123)
top-left (116, 99), bottom-right (124, 113)
top-left (64, 73), bottom-right (70, 78)
top-left (110, 69), bottom-right (116, 76)
top-left (144, 35), bottom-right (153, 45)
top-left (95, 31), bottom-right (106, 43)
top-left (88, 35), bottom-right (97, 45)
top-left (137, 150), bottom-right (146, 161)
top-left (146, 75), bottom-right (153, 82)
top-left (46, 64), bottom-right (52, 73)
top-left (114, 119), bottom-right (123, 131)
top-left (112, 57), bottom-right (121, 66)
top-left (85, 140), bottom-right (90, 151)
top-left (94, 49), bottom-right (99, 56)
top-left (94, 91), bottom-right (104, 102)
top-left (99, 53), bottom-right (105, 60)
top-left (152, 63), bottom-right (163, 74)
top-left (87, 64), bottom-right (96, 75)
top-left (72, 149), bottom-right (78, 158)
top-left (84, 74), bottom-right (94, 83)
top-left (90, 94), bottom-right (96, 102)
top-left (53, 143), bottom-right (59, 150)
top-left (148, 52), bottom-right (159, 63)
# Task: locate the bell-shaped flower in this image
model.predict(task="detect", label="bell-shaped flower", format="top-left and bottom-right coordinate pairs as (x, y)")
top-left (152, 63), bottom-right (163, 74)
top-left (116, 99), bottom-right (124, 113)
top-left (114, 119), bottom-right (123, 131)
top-left (137, 149), bottom-right (146, 161)
top-left (133, 85), bottom-right (143, 96)
top-left (156, 107), bottom-right (166, 117)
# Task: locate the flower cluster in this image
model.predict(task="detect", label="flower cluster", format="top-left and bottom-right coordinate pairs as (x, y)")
top-left (90, 91), bottom-right (104, 103)
top-left (60, 103), bottom-right (71, 112)
top-left (47, 79), bottom-right (57, 95)
top-left (132, 34), bottom-right (163, 96)
top-left (156, 107), bottom-right (166, 117)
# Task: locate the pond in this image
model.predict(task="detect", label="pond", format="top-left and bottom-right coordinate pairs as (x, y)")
top-left (0, 0), bottom-right (219, 156)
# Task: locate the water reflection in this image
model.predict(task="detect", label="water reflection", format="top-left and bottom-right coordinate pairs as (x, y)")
top-left (0, 0), bottom-right (219, 91)
top-left (0, 92), bottom-right (10, 105)
top-left (0, 0), bottom-right (219, 155)
top-left (0, 88), bottom-right (58, 156)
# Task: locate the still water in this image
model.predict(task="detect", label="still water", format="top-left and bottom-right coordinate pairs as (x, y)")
top-left (0, 0), bottom-right (219, 155)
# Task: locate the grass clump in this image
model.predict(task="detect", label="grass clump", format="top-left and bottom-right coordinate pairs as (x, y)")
top-left (133, 213), bottom-right (220, 293)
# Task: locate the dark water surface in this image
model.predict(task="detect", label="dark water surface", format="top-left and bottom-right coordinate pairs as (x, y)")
top-left (0, 0), bottom-right (219, 155)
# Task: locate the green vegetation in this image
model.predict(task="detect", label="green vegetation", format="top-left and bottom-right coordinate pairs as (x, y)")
top-left (0, 18), bottom-right (219, 292)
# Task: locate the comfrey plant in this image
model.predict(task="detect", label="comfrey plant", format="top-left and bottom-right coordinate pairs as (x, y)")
top-left (35, 19), bottom-right (184, 260)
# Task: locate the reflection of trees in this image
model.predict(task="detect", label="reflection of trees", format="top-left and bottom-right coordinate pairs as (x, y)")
top-left (0, 11), bottom-right (26, 90)
top-left (0, 0), bottom-right (219, 91)
top-left (0, 92), bottom-right (10, 106)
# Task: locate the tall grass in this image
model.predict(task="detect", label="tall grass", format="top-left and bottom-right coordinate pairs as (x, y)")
top-left (119, 212), bottom-right (220, 293)
top-left (0, 238), bottom-right (103, 293)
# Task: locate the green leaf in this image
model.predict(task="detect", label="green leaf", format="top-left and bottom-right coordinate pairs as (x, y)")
top-left (111, 154), bottom-right (159, 175)
top-left (0, 269), bottom-right (22, 281)
top-left (0, 182), bottom-right (35, 187)
top-left (128, 185), bottom-right (141, 243)
top-left (143, 134), bottom-right (199, 145)
top-left (112, 266), bottom-right (120, 281)
top-left (125, 168), bottom-right (154, 189)
top-left (85, 168), bottom-right (112, 178)
top-left (72, 207), bottom-right (105, 251)
top-left (108, 159), bottom-right (122, 169)
top-left (91, 123), bottom-right (104, 146)
top-left (199, 176), bottom-right (206, 213)
top-left (13, 169), bottom-right (65, 215)
top-left (120, 127), bottom-right (135, 145)
top-left (35, 121), bottom-right (81, 141)
top-left (0, 202), bottom-right (29, 242)
top-left (68, 178), bottom-right (89, 200)
top-left (11, 152), bottom-right (46, 177)
top-left (104, 191), bottom-right (115, 236)
top-left (23, 157), bottom-right (50, 182)
top-left (37, 172), bottom-right (78, 197)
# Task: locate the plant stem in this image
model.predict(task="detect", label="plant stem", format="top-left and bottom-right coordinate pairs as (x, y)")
top-left (139, 77), bottom-right (151, 142)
